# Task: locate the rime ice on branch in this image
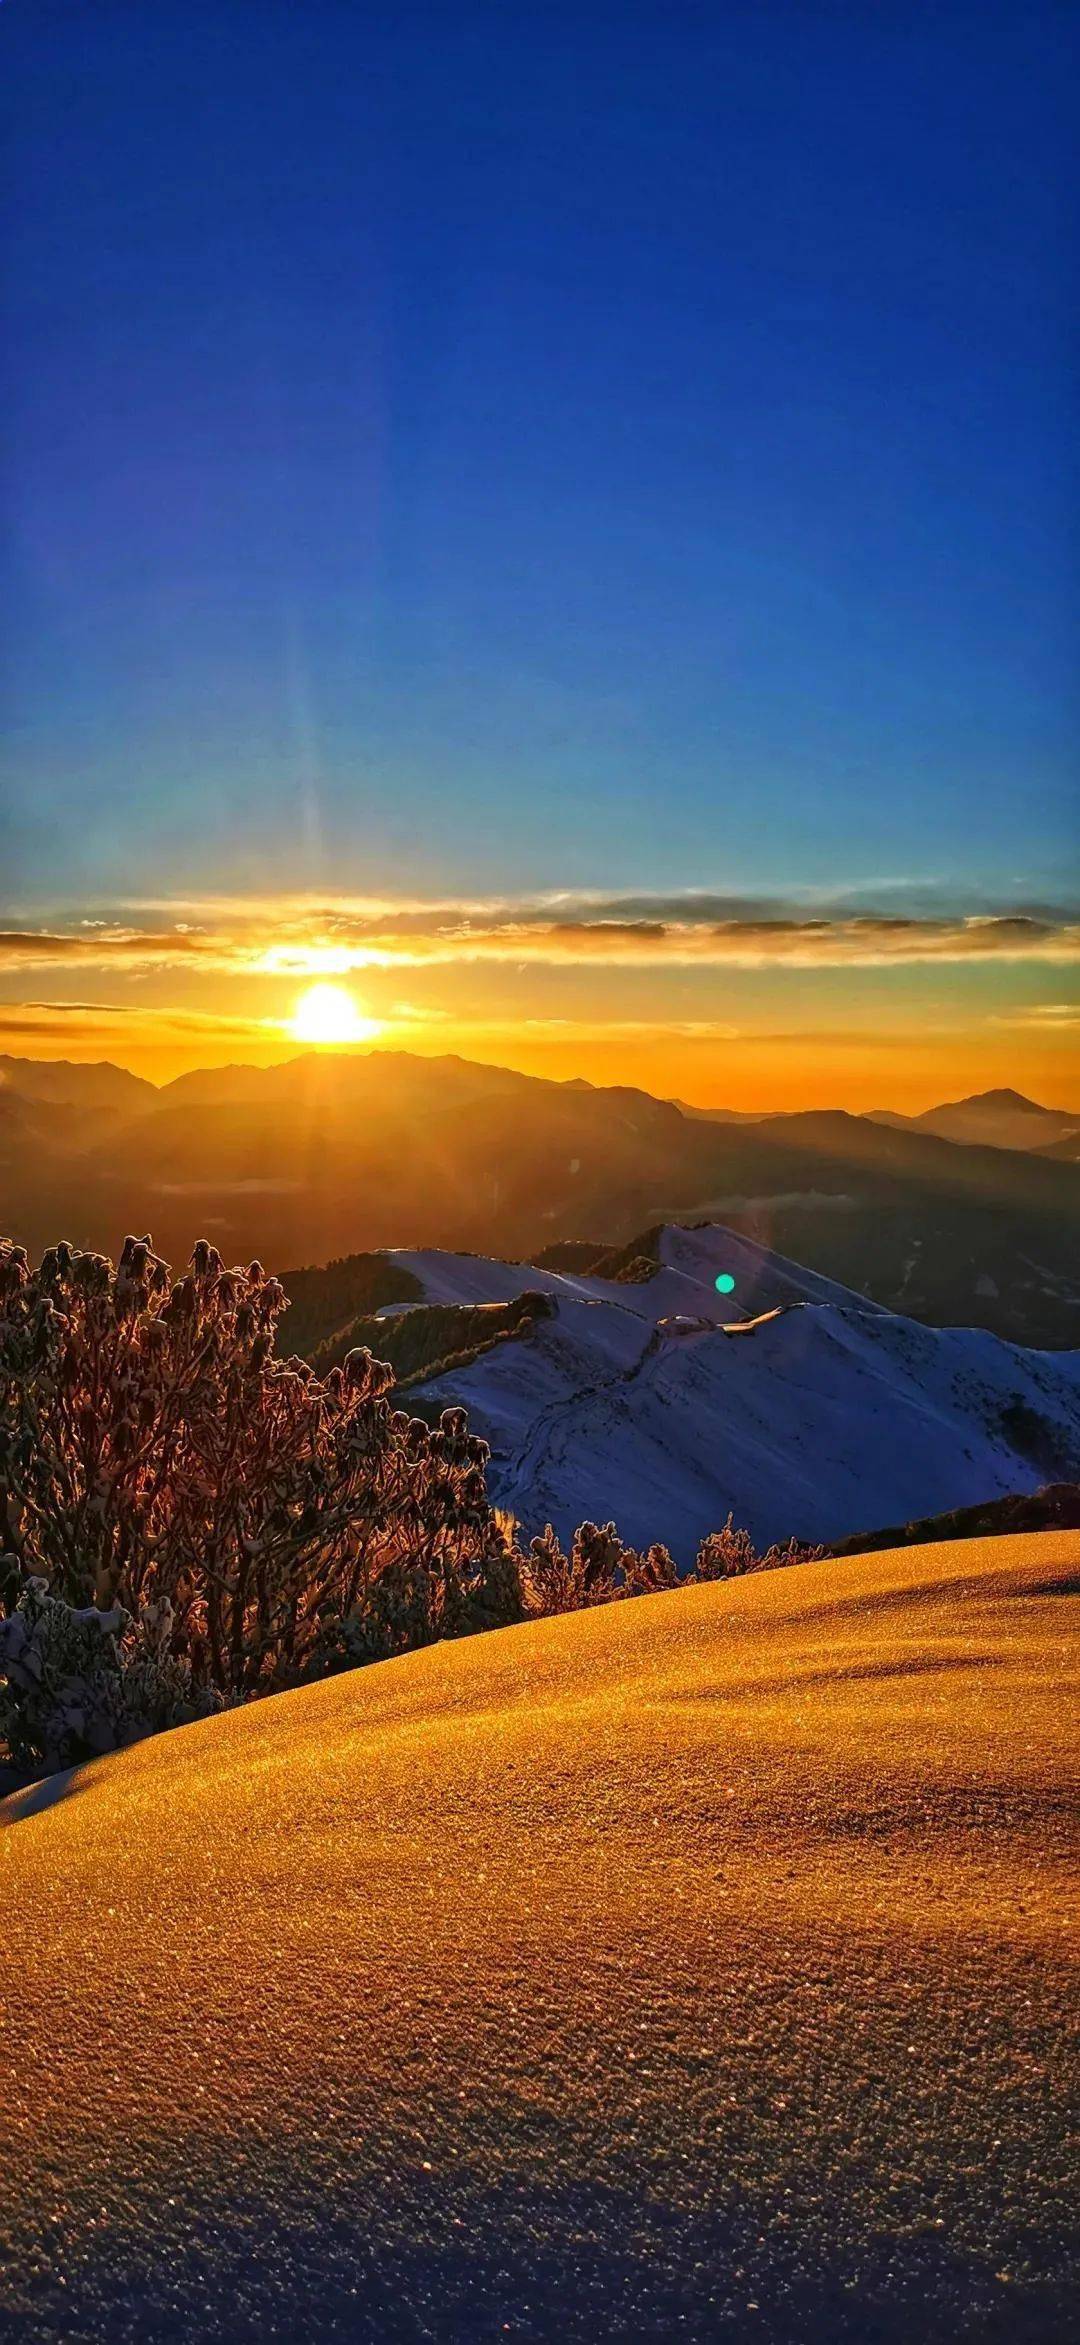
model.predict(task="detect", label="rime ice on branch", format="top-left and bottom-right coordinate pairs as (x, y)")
top-left (0, 1235), bottom-right (818, 1769)
top-left (0, 1235), bottom-right (518, 1715)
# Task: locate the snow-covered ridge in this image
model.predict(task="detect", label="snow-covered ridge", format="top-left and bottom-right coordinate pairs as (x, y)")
top-left (376, 1224), bottom-right (1080, 1559)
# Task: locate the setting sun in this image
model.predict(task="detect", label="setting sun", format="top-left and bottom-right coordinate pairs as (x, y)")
top-left (289, 982), bottom-right (378, 1046)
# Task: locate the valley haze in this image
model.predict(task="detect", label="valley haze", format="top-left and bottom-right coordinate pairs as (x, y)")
top-left (2, 1049), bottom-right (1077, 1347)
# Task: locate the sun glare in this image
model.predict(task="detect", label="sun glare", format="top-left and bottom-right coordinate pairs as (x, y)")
top-left (290, 982), bottom-right (378, 1046)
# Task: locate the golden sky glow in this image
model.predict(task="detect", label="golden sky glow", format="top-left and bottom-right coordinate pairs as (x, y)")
top-left (0, 890), bottom-right (1076, 1107)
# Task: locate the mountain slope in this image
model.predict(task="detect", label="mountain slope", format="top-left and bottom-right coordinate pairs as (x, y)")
top-left (390, 1224), bottom-right (1080, 1556)
top-left (3, 1530), bottom-right (1076, 2344)
top-left (0, 1054), bottom-right (155, 1113)
top-left (0, 1050), bottom-right (1077, 1344)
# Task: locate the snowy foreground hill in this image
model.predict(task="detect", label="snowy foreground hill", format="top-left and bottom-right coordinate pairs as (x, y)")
top-left (382, 1224), bottom-right (1080, 1556)
top-left (3, 1532), bottom-right (1077, 2343)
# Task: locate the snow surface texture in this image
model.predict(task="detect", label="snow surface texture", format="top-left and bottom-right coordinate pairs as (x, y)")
top-left (386, 1225), bottom-right (1080, 1558)
top-left (1, 1531), bottom-right (1077, 2343)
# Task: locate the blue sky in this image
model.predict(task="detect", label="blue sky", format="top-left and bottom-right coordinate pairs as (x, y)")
top-left (0, 3), bottom-right (1076, 1100)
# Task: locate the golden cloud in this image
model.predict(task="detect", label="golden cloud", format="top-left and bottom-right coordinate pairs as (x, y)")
top-left (1, 895), bottom-right (1079, 976)
top-left (0, 1002), bottom-right (283, 1044)
top-left (990, 1002), bottom-right (1080, 1033)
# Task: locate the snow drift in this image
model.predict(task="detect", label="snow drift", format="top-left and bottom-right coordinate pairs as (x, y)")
top-left (3, 1531), bottom-right (1076, 2343)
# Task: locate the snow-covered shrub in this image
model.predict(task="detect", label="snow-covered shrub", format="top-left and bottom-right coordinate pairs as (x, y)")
top-left (523, 1520), bottom-right (678, 1612)
top-left (0, 1237), bottom-right (519, 1708)
top-left (694, 1513), bottom-right (822, 1578)
top-left (0, 1577), bottom-right (222, 1771)
top-left (694, 1516), bottom-right (761, 1579)
top-left (520, 1515), bottom-right (815, 1616)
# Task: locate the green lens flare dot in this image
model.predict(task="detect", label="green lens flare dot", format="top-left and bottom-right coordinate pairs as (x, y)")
top-left (715, 1273), bottom-right (736, 1295)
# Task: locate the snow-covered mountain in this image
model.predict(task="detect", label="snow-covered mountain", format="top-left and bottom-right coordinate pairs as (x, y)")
top-left (379, 1224), bottom-right (1080, 1560)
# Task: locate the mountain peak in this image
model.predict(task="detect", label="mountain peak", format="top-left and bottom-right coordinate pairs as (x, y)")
top-left (946, 1087), bottom-right (1050, 1114)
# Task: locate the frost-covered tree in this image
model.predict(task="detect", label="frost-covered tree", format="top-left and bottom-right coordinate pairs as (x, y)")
top-left (0, 1236), bottom-right (519, 1732)
top-left (0, 1233), bottom-right (821, 1772)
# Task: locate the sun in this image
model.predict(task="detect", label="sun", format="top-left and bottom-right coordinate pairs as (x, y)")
top-left (290, 982), bottom-right (379, 1046)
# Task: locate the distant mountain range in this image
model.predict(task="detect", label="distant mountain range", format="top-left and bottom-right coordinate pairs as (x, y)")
top-left (0, 1055), bottom-right (153, 1113)
top-left (866, 1084), bottom-right (1080, 1155)
top-left (1, 1052), bottom-right (1077, 1346)
top-left (361, 1224), bottom-right (1080, 1559)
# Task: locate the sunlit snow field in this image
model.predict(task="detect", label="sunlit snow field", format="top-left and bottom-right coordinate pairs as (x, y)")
top-left (3, 1530), bottom-right (1077, 2343)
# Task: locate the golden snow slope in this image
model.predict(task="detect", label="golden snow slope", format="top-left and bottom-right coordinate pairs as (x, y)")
top-left (2, 1531), bottom-right (1078, 2343)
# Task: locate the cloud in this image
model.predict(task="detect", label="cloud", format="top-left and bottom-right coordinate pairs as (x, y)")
top-left (517, 1016), bottom-right (741, 1040)
top-left (0, 1002), bottom-right (283, 1044)
top-left (1, 892), bottom-right (1078, 977)
top-left (990, 1002), bottom-right (1080, 1033)
top-left (0, 927), bottom-right (224, 971)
